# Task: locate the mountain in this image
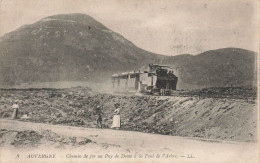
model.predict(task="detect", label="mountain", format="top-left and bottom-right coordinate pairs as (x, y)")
top-left (163, 48), bottom-right (257, 89)
top-left (0, 14), bottom-right (162, 87)
top-left (0, 14), bottom-right (257, 89)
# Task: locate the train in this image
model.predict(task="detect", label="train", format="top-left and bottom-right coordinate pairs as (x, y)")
top-left (111, 64), bottom-right (178, 95)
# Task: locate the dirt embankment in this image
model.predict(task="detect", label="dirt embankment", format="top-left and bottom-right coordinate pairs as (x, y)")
top-left (0, 87), bottom-right (257, 142)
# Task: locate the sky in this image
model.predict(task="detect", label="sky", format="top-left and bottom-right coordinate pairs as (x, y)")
top-left (0, 0), bottom-right (258, 55)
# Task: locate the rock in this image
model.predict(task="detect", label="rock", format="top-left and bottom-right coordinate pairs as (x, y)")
top-left (2, 112), bottom-right (11, 118)
top-left (21, 114), bottom-right (30, 119)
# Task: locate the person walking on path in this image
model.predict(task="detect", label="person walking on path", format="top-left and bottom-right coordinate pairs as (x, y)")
top-left (111, 103), bottom-right (120, 129)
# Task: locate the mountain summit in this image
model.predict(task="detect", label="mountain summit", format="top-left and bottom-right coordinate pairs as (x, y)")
top-left (0, 13), bottom-right (161, 86)
top-left (0, 14), bottom-right (257, 89)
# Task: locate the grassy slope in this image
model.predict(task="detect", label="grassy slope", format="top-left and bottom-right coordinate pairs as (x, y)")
top-left (0, 87), bottom-right (257, 142)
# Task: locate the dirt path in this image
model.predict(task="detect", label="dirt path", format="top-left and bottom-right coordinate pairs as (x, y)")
top-left (0, 119), bottom-right (258, 163)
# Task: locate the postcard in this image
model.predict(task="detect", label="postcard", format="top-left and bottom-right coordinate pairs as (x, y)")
top-left (0, 0), bottom-right (258, 162)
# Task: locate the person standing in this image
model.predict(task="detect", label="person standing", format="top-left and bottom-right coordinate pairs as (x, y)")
top-left (111, 103), bottom-right (120, 129)
top-left (97, 113), bottom-right (102, 128)
top-left (95, 105), bottom-right (103, 128)
top-left (11, 100), bottom-right (19, 119)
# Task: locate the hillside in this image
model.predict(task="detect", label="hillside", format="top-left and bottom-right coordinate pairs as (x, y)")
top-left (0, 13), bottom-right (162, 87)
top-left (164, 48), bottom-right (257, 89)
top-left (0, 13), bottom-right (257, 89)
top-left (0, 88), bottom-right (257, 142)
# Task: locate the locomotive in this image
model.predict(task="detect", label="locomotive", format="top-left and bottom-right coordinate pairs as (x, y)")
top-left (111, 64), bottom-right (178, 95)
